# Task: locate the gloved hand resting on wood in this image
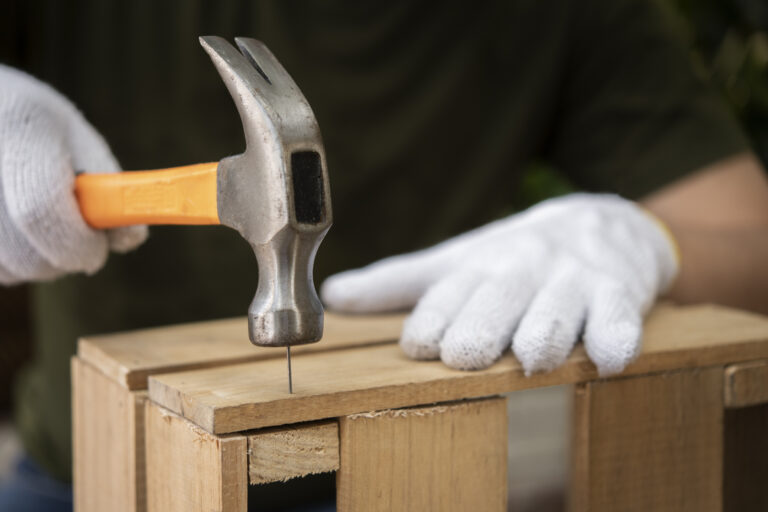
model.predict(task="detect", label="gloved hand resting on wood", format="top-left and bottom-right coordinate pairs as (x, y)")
top-left (0, 65), bottom-right (146, 284)
top-left (322, 194), bottom-right (679, 376)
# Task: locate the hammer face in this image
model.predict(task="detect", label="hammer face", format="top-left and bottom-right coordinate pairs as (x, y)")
top-left (248, 226), bottom-right (328, 347)
top-left (201, 36), bottom-right (332, 347)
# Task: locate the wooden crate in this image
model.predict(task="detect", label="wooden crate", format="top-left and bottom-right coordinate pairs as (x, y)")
top-left (72, 304), bottom-right (768, 512)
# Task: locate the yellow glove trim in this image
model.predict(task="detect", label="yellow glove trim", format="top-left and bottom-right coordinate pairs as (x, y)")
top-left (640, 207), bottom-right (681, 267)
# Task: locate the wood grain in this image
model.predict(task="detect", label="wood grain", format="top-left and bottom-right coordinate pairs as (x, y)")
top-left (724, 403), bottom-right (768, 511)
top-left (248, 421), bottom-right (339, 484)
top-left (144, 402), bottom-right (247, 512)
top-left (148, 304), bottom-right (768, 434)
top-left (569, 368), bottom-right (723, 512)
top-left (337, 398), bottom-right (508, 512)
top-left (79, 311), bottom-right (405, 389)
top-left (724, 359), bottom-right (768, 408)
top-left (81, 303), bottom-right (768, 391)
top-left (72, 357), bottom-right (147, 512)
top-left (569, 383), bottom-right (591, 512)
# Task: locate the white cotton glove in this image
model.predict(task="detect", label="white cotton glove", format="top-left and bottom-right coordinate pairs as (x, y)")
top-left (322, 194), bottom-right (679, 376)
top-left (0, 65), bottom-right (147, 284)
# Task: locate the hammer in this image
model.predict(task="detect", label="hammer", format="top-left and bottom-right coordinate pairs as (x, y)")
top-left (74, 36), bottom-right (333, 392)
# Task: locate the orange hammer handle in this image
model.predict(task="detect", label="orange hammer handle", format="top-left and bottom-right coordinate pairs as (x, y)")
top-left (74, 162), bottom-right (220, 228)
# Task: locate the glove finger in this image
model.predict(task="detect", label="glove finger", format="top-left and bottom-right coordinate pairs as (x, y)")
top-left (584, 280), bottom-right (643, 376)
top-left (320, 250), bottom-right (446, 313)
top-left (107, 225), bottom-right (149, 253)
top-left (400, 271), bottom-right (480, 360)
top-left (2, 106), bottom-right (108, 275)
top-left (440, 269), bottom-right (535, 370)
top-left (512, 262), bottom-right (587, 375)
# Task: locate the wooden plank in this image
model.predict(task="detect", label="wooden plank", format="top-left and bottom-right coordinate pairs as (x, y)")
top-left (247, 421), bottom-right (339, 484)
top-left (79, 311), bottom-right (405, 390)
top-left (724, 403), bottom-right (768, 511)
top-left (148, 304), bottom-right (768, 434)
top-left (79, 304), bottom-right (768, 390)
top-left (144, 402), bottom-right (247, 512)
top-left (724, 359), bottom-right (768, 408)
top-left (569, 383), bottom-right (591, 512)
top-left (569, 368), bottom-right (723, 512)
top-left (72, 357), bottom-right (147, 512)
top-left (337, 398), bottom-right (507, 512)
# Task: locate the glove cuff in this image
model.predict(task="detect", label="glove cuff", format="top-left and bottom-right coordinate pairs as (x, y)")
top-left (637, 205), bottom-right (681, 294)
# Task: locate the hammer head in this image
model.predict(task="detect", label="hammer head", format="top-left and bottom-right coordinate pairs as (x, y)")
top-left (200, 36), bottom-right (332, 347)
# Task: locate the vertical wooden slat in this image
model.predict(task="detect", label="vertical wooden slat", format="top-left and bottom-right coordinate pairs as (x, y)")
top-left (569, 383), bottom-right (591, 512)
top-left (569, 368), bottom-right (723, 512)
top-left (144, 402), bottom-right (247, 512)
top-left (337, 397), bottom-right (508, 512)
top-left (72, 357), bottom-right (147, 512)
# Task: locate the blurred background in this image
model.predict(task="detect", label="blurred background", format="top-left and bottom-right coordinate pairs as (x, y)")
top-left (0, 0), bottom-right (766, 510)
top-left (517, 0), bottom-right (768, 207)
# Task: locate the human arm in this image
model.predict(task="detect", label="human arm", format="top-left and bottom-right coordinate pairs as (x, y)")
top-left (643, 152), bottom-right (768, 314)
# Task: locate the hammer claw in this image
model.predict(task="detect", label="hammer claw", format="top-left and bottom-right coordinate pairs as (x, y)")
top-left (199, 36), bottom-right (273, 106)
top-left (234, 37), bottom-right (297, 90)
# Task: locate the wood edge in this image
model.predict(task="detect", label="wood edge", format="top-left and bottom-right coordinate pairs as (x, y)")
top-left (76, 316), bottom-right (251, 391)
top-left (146, 377), bottom-right (183, 417)
top-left (132, 392), bottom-right (148, 512)
top-left (71, 355), bottom-right (120, 390)
top-left (247, 421), bottom-right (339, 485)
top-left (166, 341), bottom-right (768, 435)
top-left (724, 364), bottom-right (738, 408)
top-left (147, 375), bottom-right (217, 433)
top-left (144, 401), bottom-right (248, 512)
top-left (569, 383), bottom-right (591, 512)
top-left (144, 401), bottom-right (246, 442)
top-left (79, 303), bottom-right (768, 394)
top-left (77, 341), bottom-right (128, 386)
top-left (724, 359), bottom-right (768, 408)
top-left (71, 356), bottom-right (83, 509)
top-left (245, 419), bottom-right (339, 438)
top-left (218, 435), bottom-right (248, 511)
top-left (72, 357), bottom-right (147, 512)
top-left (84, 334), bottom-right (399, 392)
top-left (343, 396), bottom-right (505, 421)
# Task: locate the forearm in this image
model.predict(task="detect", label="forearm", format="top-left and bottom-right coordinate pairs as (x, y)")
top-left (662, 225), bottom-right (768, 314)
top-left (642, 152), bottom-right (768, 314)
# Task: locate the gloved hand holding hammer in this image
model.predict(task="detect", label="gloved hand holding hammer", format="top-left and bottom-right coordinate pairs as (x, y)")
top-left (0, 64), bottom-right (147, 283)
top-left (0, 38), bottom-right (332, 355)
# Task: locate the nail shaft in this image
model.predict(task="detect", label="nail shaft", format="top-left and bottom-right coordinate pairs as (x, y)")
top-left (286, 345), bottom-right (293, 394)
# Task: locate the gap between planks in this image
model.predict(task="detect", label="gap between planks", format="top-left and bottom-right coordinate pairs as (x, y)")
top-left (78, 312), bottom-right (406, 390)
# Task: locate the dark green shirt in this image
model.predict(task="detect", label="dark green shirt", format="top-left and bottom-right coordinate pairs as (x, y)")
top-left (0, 0), bottom-right (749, 483)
